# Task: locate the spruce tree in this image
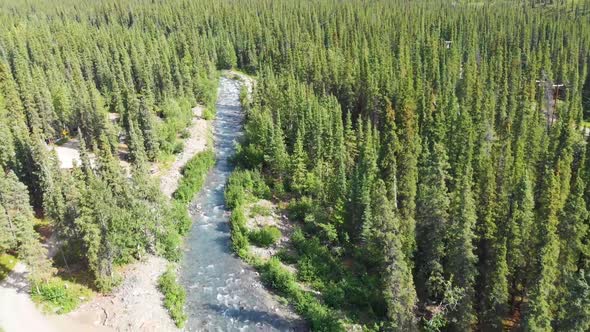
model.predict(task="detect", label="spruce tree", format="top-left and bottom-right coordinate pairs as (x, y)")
top-left (415, 142), bottom-right (450, 301)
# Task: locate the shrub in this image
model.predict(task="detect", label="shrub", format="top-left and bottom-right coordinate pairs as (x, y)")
top-left (225, 175), bottom-right (344, 330)
top-left (259, 258), bottom-right (344, 331)
top-left (31, 278), bottom-right (93, 314)
top-left (160, 231), bottom-right (182, 262)
top-left (179, 129), bottom-right (190, 139)
top-left (193, 74), bottom-right (218, 107)
top-left (95, 274), bottom-right (122, 293)
top-left (260, 258), bottom-right (297, 294)
top-left (158, 266), bottom-right (187, 328)
top-left (249, 204), bottom-right (271, 217)
top-left (158, 97), bottom-right (193, 155)
top-left (173, 150), bottom-right (215, 204)
top-left (225, 182), bottom-right (245, 209)
top-left (202, 107), bottom-right (215, 120)
top-left (239, 85), bottom-right (251, 110)
top-left (172, 140), bottom-right (184, 154)
top-left (171, 201), bottom-right (192, 236)
top-left (276, 248), bottom-right (298, 265)
top-left (235, 143), bottom-right (264, 169)
top-left (230, 208), bottom-right (248, 233)
top-left (0, 253), bottom-right (17, 281)
top-left (249, 226), bottom-right (281, 247)
top-left (323, 282), bottom-right (346, 308)
top-left (226, 170), bottom-right (271, 208)
top-left (287, 196), bottom-right (315, 222)
top-left (231, 227), bottom-right (250, 255)
top-left (297, 256), bottom-right (318, 283)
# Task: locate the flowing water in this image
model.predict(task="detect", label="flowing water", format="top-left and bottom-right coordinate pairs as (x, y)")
top-left (180, 77), bottom-right (305, 331)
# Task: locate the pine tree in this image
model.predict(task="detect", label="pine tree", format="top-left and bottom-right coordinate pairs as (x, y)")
top-left (415, 142), bottom-right (450, 301)
top-left (138, 89), bottom-right (159, 161)
top-left (380, 100), bottom-right (400, 208)
top-left (0, 95), bottom-right (15, 170)
top-left (368, 180), bottom-right (417, 330)
top-left (343, 111), bottom-right (358, 174)
top-left (290, 128), bottom-right (308, 194)
top-left (352, 120), bottom-right (378, 246)
top-left (557, 174), bottom-right (589, 277)
top-left (506, 172), bottom-right (535, 306)
top-left (524, 170), bottom-right (562, 331)
top-left (217, 38), bottom-right (237, 70)
top-left (268, 113), bottom-right (289, 183)
top-left (395, 79), bottom-right (420, 267)
top-left (556, 268), bottom-right (590, 332)
top-left (0, 171), bottom-right (54, 281)
top-left (446, 166), bottom-right (478, 330)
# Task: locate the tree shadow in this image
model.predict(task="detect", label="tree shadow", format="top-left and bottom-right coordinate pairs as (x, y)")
top-left (0, 264), bottom-right (30, 294)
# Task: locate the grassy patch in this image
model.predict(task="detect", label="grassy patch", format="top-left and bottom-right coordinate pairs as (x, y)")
top-left (156, 150), bottom-right (177, 169)
top-left (158, 265), bottom-right (187, 328)
top-left (249, 226), bottom-right (281, 248)
top-left (31, 277), bottom-right (93, 314)
top-left (202, 107), bottom-right (216, 120)
top-left (0, 253), bottom-right (17, 281)
top-left (249, 204), bottom-right (272, 217)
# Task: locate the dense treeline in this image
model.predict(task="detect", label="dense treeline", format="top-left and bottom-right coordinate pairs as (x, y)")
top-left (0, 0), bottom-right (221, 290)
top-left (226, 1), bottom-right (590, 331)
top-left (0, 0), bottom-right (589, 330)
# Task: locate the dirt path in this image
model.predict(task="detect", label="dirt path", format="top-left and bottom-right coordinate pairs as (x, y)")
top-left (1, 221), bottom-right (174, 332)
top-left (0, 261), bottom-right (111, 332)
top-left (0, 262), bottom-right (55, 332)
top-left (61, 256), bottom-right (177, 332)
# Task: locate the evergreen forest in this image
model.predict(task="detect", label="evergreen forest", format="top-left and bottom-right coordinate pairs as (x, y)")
top-left (1, 0), bottom-right (590, 331)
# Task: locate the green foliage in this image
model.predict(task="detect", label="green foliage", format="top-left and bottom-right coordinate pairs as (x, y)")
top-left (94, 274), bottom-right (122, 293)
top-left (173, 150), bottom-right (216, 204)
top-left (276, 248), bottom-right (298, 265)
top-left (225, 170), bottom-right (270, 209)
top-left (202, 107), bottom-right (216, 120)
top-left (249, 226), bottom-right (281, 247)
top-left (30, 278), bottom-right (93, 314)
top-left (0, 171), bottom-right (54, 282)
top-left (1, 0), bottom-right (590, 330)
top-left (217, 39), bottom-right (237, 70)
top-left (158, 266), bottom-right (187, 328)
top-left (249, 204), bottom-right (272, 217)
top-left (260, 258), bottom-right (344, 332)
top-left (229, 208), bottom-right (250, 255)
top-left (160, 231), bottom-right (183, 262)
top-left (0, 253), bottom-right (16, 281)
top-left (287, 197), bottom-right (315, 222)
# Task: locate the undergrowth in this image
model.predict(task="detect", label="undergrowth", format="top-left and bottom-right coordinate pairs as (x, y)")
top-left (158, 265), bottom-right (187, 328)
